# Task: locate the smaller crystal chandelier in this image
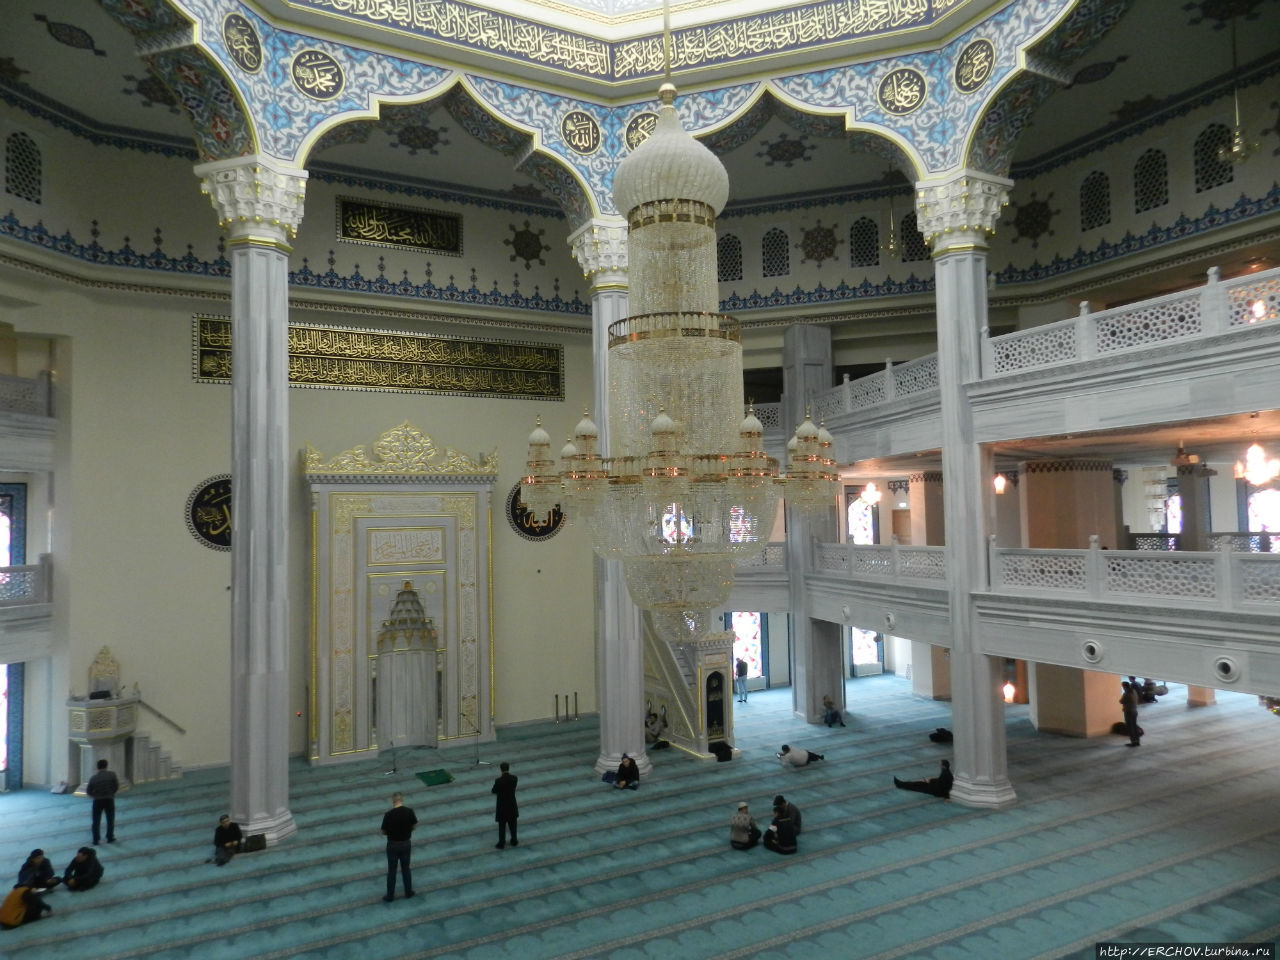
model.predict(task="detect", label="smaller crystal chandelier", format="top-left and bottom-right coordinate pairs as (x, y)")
top-left (784, 410), bottom-right (839, 517)
top-left (1234, 443), bottom-right (1280, 487)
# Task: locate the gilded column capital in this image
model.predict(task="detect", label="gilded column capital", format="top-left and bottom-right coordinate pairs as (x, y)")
top-left (568, 216), bottom-right (629, 289)
top-left (195, 155), bottom-right (309, 244)
top-left (915, 170), bottom-right (1012, 253)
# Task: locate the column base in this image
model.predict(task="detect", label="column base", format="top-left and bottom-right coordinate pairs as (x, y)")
top-left (949, 777), bottom-right (1017, 808)
top-left (242, 809), bottom-right (298, 846)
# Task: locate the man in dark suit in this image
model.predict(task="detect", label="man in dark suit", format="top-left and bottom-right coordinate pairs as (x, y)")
top-left (492, 761), bottom-right (519, 849)
top-left (379, 792), bottom-right (417, 902)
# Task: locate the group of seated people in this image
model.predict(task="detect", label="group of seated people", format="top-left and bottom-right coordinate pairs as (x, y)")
top-left (1, 847), bottom-right (104, 929)
top-left (729, 794), bottom-right (801, 854)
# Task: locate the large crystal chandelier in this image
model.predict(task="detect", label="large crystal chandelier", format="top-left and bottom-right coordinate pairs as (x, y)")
top-left (521, 82), bottom-right (834, 641)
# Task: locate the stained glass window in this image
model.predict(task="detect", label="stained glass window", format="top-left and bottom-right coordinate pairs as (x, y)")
top-left (1133, 148), bottom-right (1168, 213)
top-left (850, 216), bottom-right (879, 267)
top-left (1164, 494), bottom-right (1182, 535)
top-left (1247, 488), bottom-right (1280, 552)
top-left (1193, 123), bottom-right (1233, 193)
top-left (4, 132), bottom-right (41, 204)
top-left (1080, 170), bottom-right (1110, 231)
top-left (762, 227), bottom-right (790, 277)
top-left (717, 233), bottom-right (742, 282)
top-left (660, 504), bottom-right (693, 544)
top-left (848, 498), bottom-right (874, 545)
top-left (730, 611), bottom-right (763, 679)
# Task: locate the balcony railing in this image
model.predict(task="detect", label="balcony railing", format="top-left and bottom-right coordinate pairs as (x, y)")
top-left (984, 265), bottom-right (1279, 377)
top-left (736, 542), bottom-right (787, 568)
top-left (811, 353), bottom-right (941, 420)
top-left (0, 554), bottom-right (52, 606)
top-left (808, 264), bottom-right (1280, 415)
top-left (989, 537), bottom-right (1280, 610)
top-left (814, 539), bottom-right (947, 582)
top-left (1128, 532), bottom-right (1280, 553)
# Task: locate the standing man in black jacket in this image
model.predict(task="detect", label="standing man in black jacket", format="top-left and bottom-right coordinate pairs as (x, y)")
top-left (492, 761), bottom-right (519, 849)
top-left (380, 792), bottom-right (418, 902)
top-left (86, 759), bottom-right (119, 845)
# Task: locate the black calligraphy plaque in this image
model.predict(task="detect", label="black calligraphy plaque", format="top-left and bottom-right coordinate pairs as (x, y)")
top-left (955, 39), bottom-right (995, 94)
top-left (292, 49), bottom-right (344, 101)
top-left (222, 13), bottom-right (262, 74)
top-left (877, 67), bottom-right (928, 116)
top-left (561, 110), bottom-right (601, 155)
top-left (505, 483), bottom-right (564, 541)
top-left (337, 197), bottom-right (463, 254)
top-left (186, 474), bottom-right (232, 551)
top-left (625, 112), bottom-right (658, 151)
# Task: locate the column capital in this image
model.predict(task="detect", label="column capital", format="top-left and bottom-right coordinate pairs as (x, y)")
top-left (195, 155), bottom-right (309, 244)
top-left (568, 216), bottom-right (628, 289)
top-left (915, 170), bottom-right (1012, 252)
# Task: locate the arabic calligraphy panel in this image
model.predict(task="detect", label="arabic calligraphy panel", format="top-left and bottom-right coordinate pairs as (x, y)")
top-left (337, 197), bottom-right (463, 255)
top-left (877, 67), bottom-right (928, 116)
top-left (185, 474), bottom-right (232, 551)
top-left (222, 12), bottom-right (262, 74)
top-left (955, 38), bottom-right (996, 93)
top-left (194, 316), bottom-right (564, 401)
top-left (291, 49), bottom-right (345, 101)
top-left (561, 110), bottom-right (602, 156)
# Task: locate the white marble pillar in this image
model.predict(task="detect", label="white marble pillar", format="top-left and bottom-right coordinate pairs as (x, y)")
top-left (569, 218), bottom-right (650, 775)
top-left (917, 170), bottom-right (1016, 807)
top-left (196, 156), bottom-right (308, 843)
top-left (782, 325), bottom-right (837, 722)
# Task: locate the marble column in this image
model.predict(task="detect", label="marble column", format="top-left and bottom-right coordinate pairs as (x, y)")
top-left (917, 170), bottom-right (1016, 807)
top-left (569, 218), bottom-right (649, 775)
top-left (908, 471), bottom-right (945, 547)
top-left (1175, 462), bottom-right (1215, 552)
top-left (196, 156), bottom-right (307, 843)
top-left (782, 325), bottom-right (836, 722)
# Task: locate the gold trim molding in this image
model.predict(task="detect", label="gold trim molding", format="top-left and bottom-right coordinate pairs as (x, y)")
top-left (304, 421), bottom-right (498, 477)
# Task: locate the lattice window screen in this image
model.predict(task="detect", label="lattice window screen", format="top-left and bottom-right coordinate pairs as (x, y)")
top-left (1080, 170), bottom-right (1110, 231)
top-left (850, 216), bottom-right (879, 267)
top-left (762, 227), bottom-right (790, 277)
top-left (900, 212), bottom-right (929, 263)
top-left (4, 132), bottom-right (41, 204)
top-left (717, 233), bottom-right (742, 282)
top-left (1193, 123), bottom-right (1233, 193)
top-left (1133, 148), bottom-right (1168, 213)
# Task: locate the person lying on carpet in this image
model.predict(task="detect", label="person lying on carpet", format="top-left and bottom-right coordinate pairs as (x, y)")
top-left (777, 744), bottom-right (824, 769)
top-left (892, 759), bottom-right (953, 798)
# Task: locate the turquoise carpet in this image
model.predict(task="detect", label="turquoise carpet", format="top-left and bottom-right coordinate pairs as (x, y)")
top-left (2, 676), bottom-right (1277, 959)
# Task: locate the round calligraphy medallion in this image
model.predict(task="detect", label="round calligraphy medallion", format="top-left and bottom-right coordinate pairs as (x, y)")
top-left (954, 39), bottom-right (995, 94)
top-left (291, 50), bottom-right (345, 102)
top-left (625, 112), bottom-right (658, 151)
top-left (561, 110), bottom-right (601, 155)
top-left (222, 13), bottom-right (262, 74)
top-left (505, 482), bottom-right (564, 541)
top-left (877, 67), bottom-right (928, 116)
top-left (186, 474), bottom-right (232, 551)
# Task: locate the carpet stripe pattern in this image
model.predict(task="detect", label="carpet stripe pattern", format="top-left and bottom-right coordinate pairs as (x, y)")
top-left (1, 676), bottom-right (1276, 959)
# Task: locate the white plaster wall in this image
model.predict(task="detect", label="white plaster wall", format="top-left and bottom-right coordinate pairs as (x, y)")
top-left (0, 104), bottom-right (599, 776)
